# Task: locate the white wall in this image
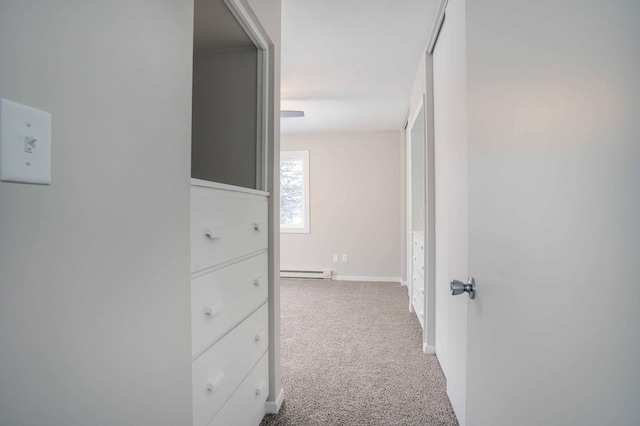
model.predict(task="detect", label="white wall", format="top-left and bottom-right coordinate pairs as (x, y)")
top-left (465, 0), bottom-right (640, 424)
top-left (280, 131), bottom-right (402, 281)
top-left (0, 1), bottom-right (193, 424)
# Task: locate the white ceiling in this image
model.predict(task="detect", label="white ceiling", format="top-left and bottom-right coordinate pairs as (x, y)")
top-left (280, 0), bottom-right (438, 134)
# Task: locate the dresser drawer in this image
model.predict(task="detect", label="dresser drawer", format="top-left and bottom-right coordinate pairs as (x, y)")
top-left (416, 307), bottom-right (425, 329)
top-left (412, 287), bottom-right (424, 320)
top-left (412, 232), bottom-right (424, 252)
top-left (207, 352), bottom-right (269, 426)
top-left (412, 265), bottom-right (425, 289)
top-left (192, 253), bottom-right (268, 356)
top-left (191, 186), bottom-right (268, 273)
top-left (412, 233), bottom-right (425, 273)
top-left (412, 270), bottom-right (425, 329)
top-left (192, 303), bottom-right (269, 426)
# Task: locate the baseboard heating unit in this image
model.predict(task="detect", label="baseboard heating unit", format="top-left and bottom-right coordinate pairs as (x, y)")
top-left (280, 270), bottom-right (331, 279)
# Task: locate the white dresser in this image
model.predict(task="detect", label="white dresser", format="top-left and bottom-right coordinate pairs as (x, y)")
top-left (411, 232), bottom-right (426, 329)
top-left (191, 179), bottom-right (270, 426)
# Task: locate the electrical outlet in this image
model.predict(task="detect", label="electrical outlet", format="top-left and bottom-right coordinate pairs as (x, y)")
top-left (342, 254), bottom-right (348, 262)
top-left (332, 254), bottom-right (338, 262)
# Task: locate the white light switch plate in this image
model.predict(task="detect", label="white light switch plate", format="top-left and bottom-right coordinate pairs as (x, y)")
top-left (0, 98), bottom-right (52, 184)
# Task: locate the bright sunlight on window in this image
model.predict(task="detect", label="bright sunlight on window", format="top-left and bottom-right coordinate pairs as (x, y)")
top-left (280, 151), bottom-right (309, 233)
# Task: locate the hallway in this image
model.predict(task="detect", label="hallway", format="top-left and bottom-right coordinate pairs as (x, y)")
top-left (261, 279), bottom-right (457, 425)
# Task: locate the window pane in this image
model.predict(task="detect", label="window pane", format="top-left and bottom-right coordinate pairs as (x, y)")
top-left (280, 157), bottom-right (304, 227)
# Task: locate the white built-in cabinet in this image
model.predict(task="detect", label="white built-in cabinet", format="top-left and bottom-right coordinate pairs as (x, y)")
top-left (190, 180), bottom-right (270, 426)
top-left (190, 0), bottom-right (274, 424)
top-left (411, 231), bottom-right (426, 328)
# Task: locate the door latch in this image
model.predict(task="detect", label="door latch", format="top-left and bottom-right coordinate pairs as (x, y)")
top-left (450, 276), bottom-right (476, 299)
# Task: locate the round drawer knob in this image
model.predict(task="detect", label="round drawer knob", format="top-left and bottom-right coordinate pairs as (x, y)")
top-left (204, 228), bottom-right (219, 240)
top-left (204, 301), bottom-right (223, 317)
top-left (206, 370), bottom-right (225, 392)
top-left (255, 381), bottom-right (266, 396)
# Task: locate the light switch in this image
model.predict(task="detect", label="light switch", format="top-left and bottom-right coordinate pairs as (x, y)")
top-left (342, 254), bottom-right (348, 262)
top-left (0, 98), bottom-right (52, 185)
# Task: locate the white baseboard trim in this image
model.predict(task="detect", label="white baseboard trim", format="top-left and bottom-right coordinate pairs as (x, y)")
top-left (423, 344), bottom-right (436, 355)
top-left (401, 280), bottom-right (408, 287)
top-left (332, 275), bottom-right (401, 283)
top-left (265, 388), bottom-right (284, 414)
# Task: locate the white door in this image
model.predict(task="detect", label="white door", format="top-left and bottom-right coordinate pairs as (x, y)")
top-left (432, 0), bottom-right (640, 425)
top-left (432, 8), bottom-right (469, 424)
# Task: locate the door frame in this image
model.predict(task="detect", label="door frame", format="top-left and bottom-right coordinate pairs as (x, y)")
top-left (426, 0), bottom-right (469, 423)
top-left (406, 95), bottom-right (425, 314)
top-left (222, 0), bottom-right (284, 414)
top-left (224, 0), bottom-right (270, 192)
top-left (424, 0), bottom-right (448, 355)
top-left (406, 94), bottom-right (437, 354)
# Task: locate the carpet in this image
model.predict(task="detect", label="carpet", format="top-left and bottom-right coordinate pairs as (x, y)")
top-left (260, 279), bottom-right (458, 426)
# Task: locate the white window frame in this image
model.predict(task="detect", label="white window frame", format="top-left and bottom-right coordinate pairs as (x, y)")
top-left (280, 151), bottom-right (310, 234)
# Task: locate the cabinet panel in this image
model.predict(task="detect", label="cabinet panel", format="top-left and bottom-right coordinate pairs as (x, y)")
top-left (207, 352), bottom-right (269, 426)
top-left (192, 253), bottom-right (268, 356)
top-left (412, 233), bottom-right (425, 275)
top-left (192, 303), bottom-right (268, 426)
top-left (412, 232), bottom-right (426, 330)
top-left (191, 186), bottom-right (268, 273)
top-left (412, 270), bottom-right (425, 329)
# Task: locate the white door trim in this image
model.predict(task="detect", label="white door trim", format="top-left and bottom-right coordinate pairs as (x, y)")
top-left (224, 0), bottom-right (270, 192)
top-left (407, 95), bottom-right (426, 316)
top-left (426, 0), bottom-right (448, 55)
top-left (423, 56), bottom-right (436, 352)
top-left (429, 3), bottom-right (469, 423)
top-left (223, 0), bottom-right (282, 415)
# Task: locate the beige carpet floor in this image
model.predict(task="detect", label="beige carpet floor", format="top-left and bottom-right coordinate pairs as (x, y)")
top-left (260, 279), bottom-right (458, 426)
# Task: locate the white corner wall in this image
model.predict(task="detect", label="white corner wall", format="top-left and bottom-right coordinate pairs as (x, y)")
top-left (280, 131), bottom-right (402, 282)
top-left (0, 1), bottom-right (193, 424)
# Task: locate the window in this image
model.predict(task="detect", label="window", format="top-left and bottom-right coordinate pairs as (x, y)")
top-left (280, 151), bottom-right (310, 233)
